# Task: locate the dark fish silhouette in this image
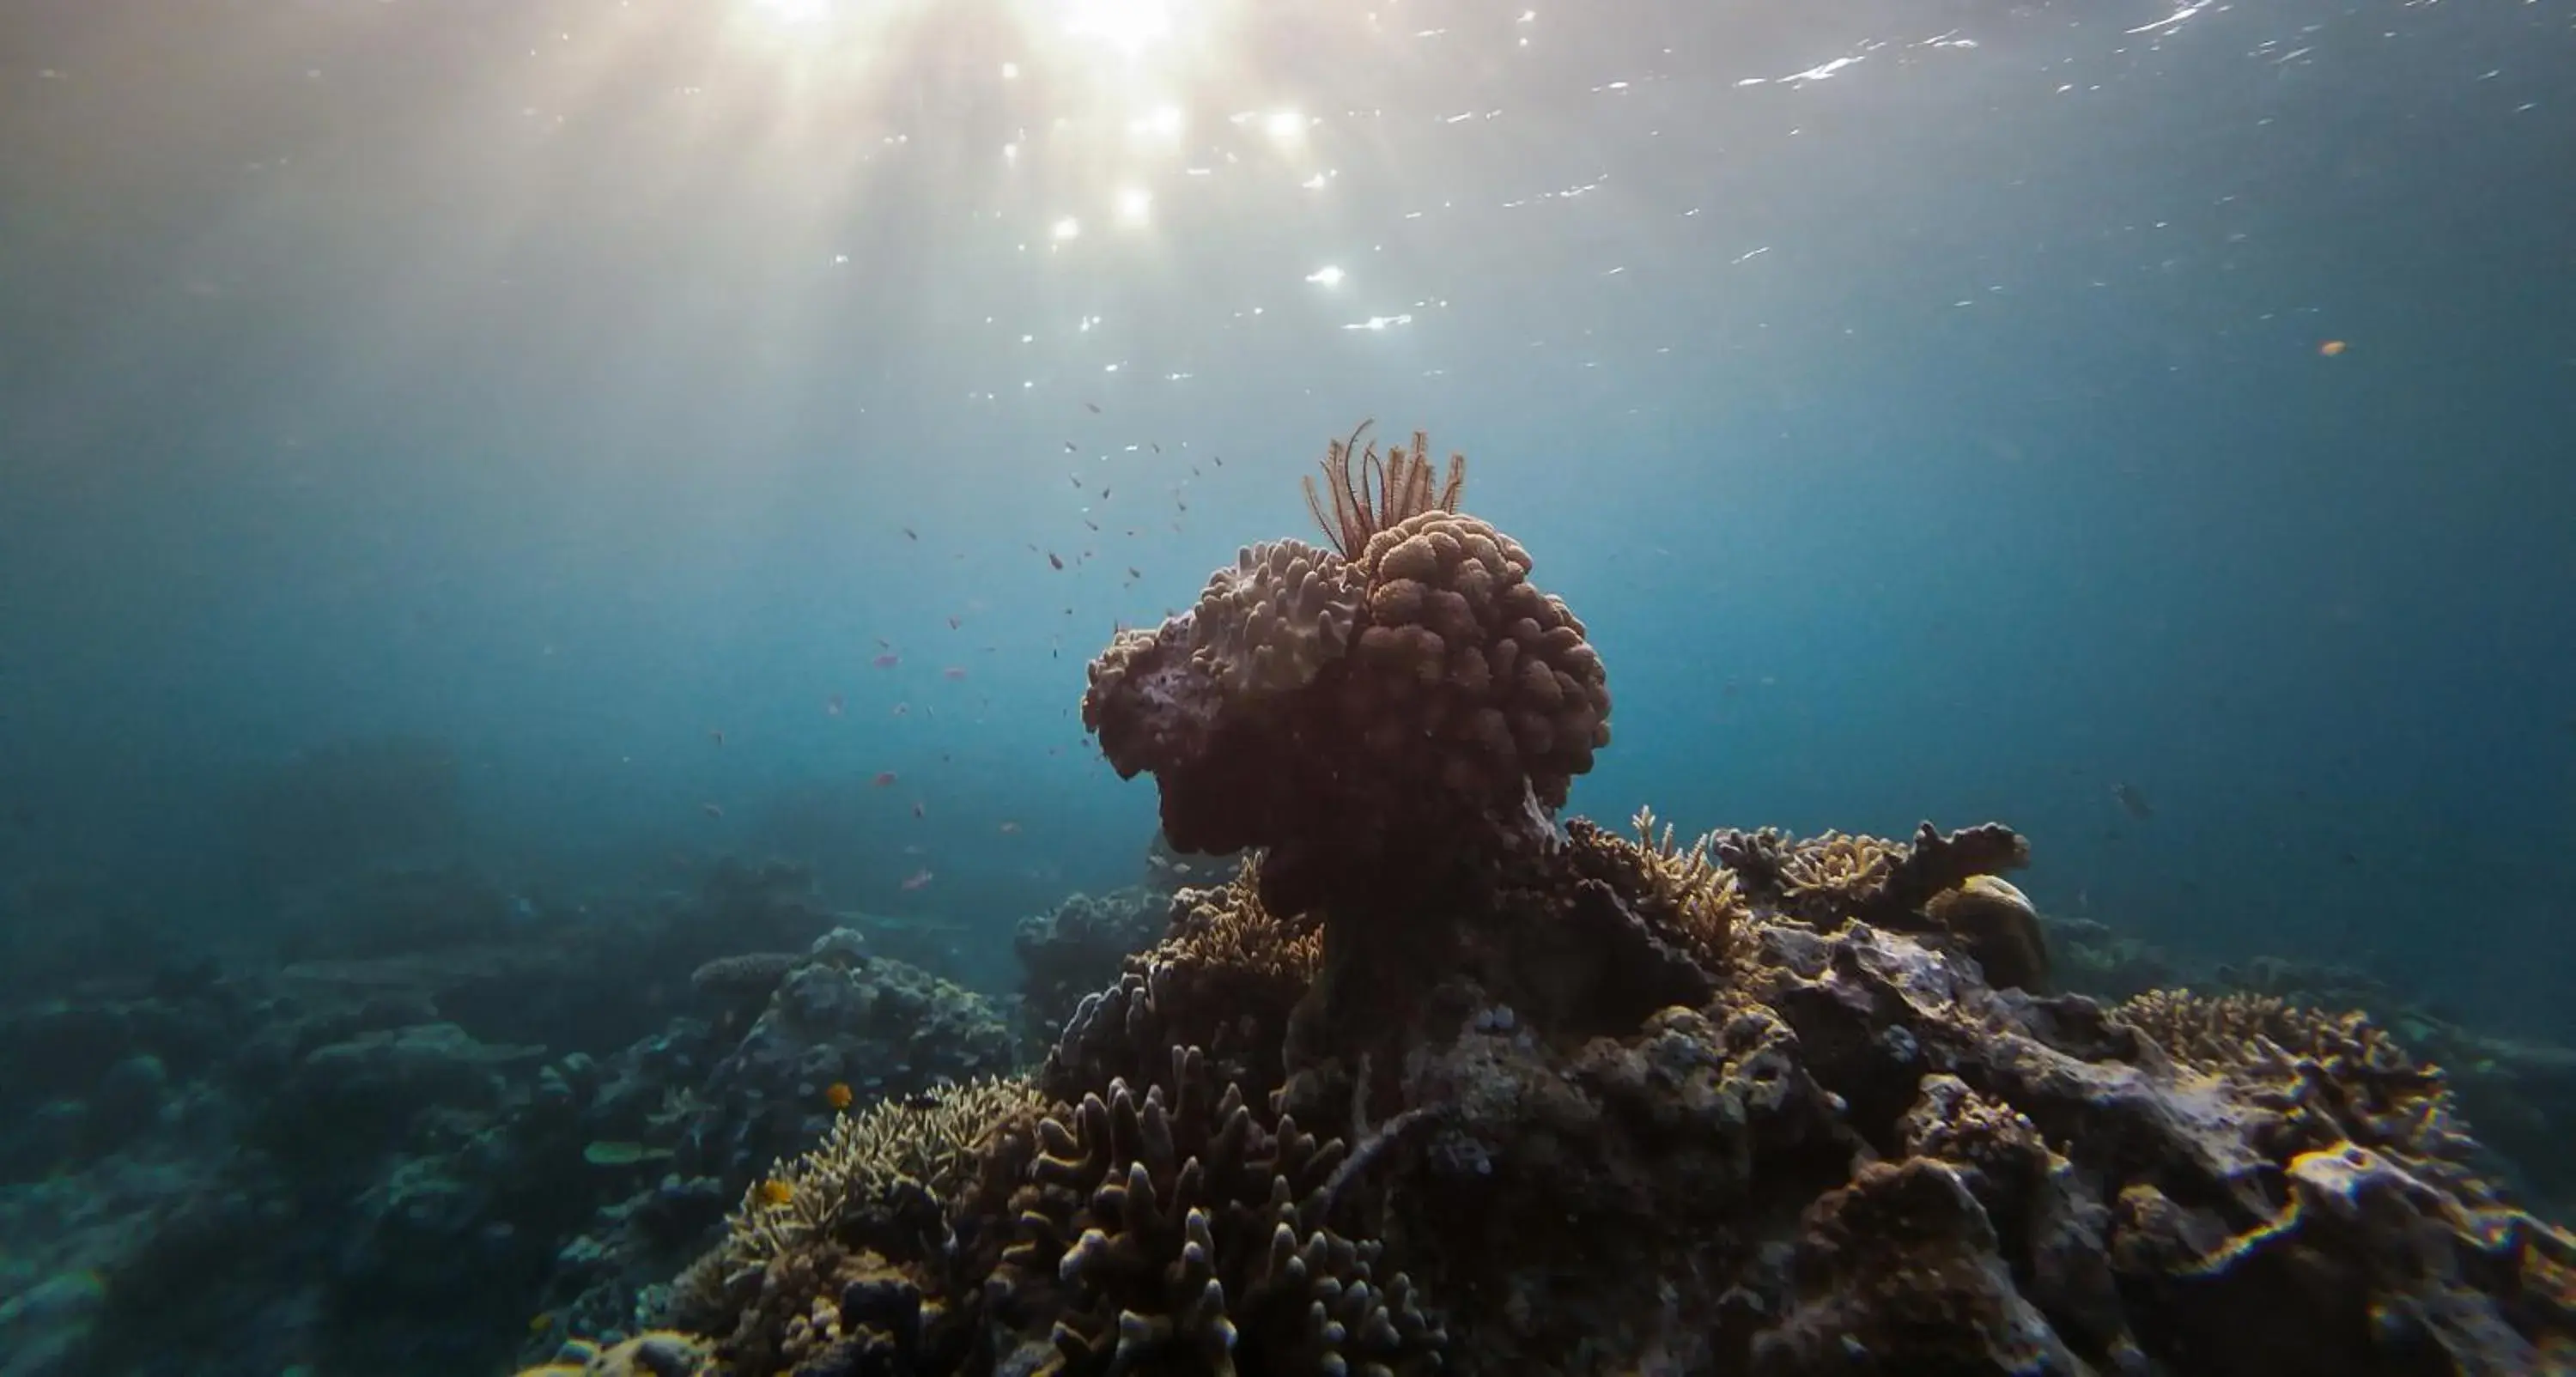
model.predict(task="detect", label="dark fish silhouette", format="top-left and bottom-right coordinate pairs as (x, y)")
top-left (2111, 783), bottom-right (2154, 822)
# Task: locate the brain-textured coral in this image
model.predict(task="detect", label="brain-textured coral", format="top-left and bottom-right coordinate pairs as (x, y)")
top-left (1082, 424), bottom-right (1609, 915)
top-left (997, 1046), bottom-right (1444, 1376)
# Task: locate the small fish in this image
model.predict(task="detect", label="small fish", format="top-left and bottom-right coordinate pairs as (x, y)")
top-left (1047, 551), bottom-right (1064, 570)
top-left (702, 803), bottom-right (725, 820)
top-left (1212, 455), bottom-right (1223, 466)
top-left (892, 701), bottom-right (909, 716)
top-left (1071, 475), bottom-right (1083, 488)
top-left (999, 821), bottom-right (1021, 834)
top-left (872, 771), bottom-right (898, 787)
top-left (709, 729), bottom-right (725, 746)
top-left (1151, 442), bottom-right (1162, 453)
top-left (872, 652), bottom-right (901, 669)
top-left (759, 1179), bottom-right (793, 1206)
top-left (942, 666), bottom-right (968, 680)
top-left (824, 1082), bottom-right (854, 1110)
top-left (1064, 440), bottom-right (1078, 452)
top-left (1100, 487), bottom-right (1111, 500)
top-left (902, 525), bottom-right (918, 540)
top-left (1126, 566), bottom-right (1141, 579)
top-left (901, 868), bottom-right (935, 890)
top-left (1084, 519), bottom-right (1100, 531)
top-left (2111, 783), bottom-right (2154, 822)
top-left (947, 615), bottom-right (961, 629)
top-left (826, 694), bottom-right (844, 716)
top-left (911, 801), bottom-right (926, 818)
top-left (1084, 401), bottom-right (1101, 413)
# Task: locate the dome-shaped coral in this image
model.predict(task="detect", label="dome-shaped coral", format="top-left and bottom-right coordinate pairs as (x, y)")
top-left (1079, 425), bottom-right (1612, 915)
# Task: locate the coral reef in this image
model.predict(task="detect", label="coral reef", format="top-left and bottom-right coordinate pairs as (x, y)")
top-left (0, 863), bottom-right (1012, 1377)
top-left (16, 423), bottom-right (2576, 1377)
top-left (632, 423), bottom-right (2573, 1377)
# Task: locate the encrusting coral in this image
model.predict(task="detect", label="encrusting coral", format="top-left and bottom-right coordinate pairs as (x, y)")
top-left (614, 421), bottom-right (2574, 1377)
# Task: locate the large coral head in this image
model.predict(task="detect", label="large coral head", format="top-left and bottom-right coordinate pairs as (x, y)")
top-left (1079, 425), bottom-right (1613, 914)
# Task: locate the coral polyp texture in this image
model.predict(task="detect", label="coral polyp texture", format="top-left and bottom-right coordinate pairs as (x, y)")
top-left (1082, 424), bottom-right (1608, 916)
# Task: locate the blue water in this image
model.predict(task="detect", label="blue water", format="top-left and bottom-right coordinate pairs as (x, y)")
top-left (3, 0), bottom-right (2571, 1022)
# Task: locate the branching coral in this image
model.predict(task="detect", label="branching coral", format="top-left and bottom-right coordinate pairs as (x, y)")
top-left (997, 1046), bottom-right (1443, 1375)
top-left (1548, 807), bottom-right (1751, 973)
top-left (2111, 991), bottom-right (2485, 1190)
top-left (704, 1077), bottom-right (1054, 1283)
top-left (1163, 858), bottom-right (1326, 986)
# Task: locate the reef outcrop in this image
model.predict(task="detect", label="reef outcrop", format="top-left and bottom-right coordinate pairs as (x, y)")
top-left (642, 423), bottom-right (2575, 1376)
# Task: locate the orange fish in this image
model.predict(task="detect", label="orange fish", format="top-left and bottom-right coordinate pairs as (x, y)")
top-left (2318, 339), bottom-right (2347, 356)
top-left (872, 771), bottom-right (898, 787)
top-left (901, 868), bottom-right (935, 890)
top-left (824, 1082), bottom-right (854, 1110)
top-left (759, 1179), bottom-right (793, 1206)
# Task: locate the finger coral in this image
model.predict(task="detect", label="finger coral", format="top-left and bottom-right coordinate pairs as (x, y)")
top-left (996, 1046), bottom-right (1444, 1376)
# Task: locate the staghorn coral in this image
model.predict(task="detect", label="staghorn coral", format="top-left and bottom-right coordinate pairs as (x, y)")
top-left (708, 1075), bottom-right (1054, 1279)
top-left (997, 1046), bottom-right (1444, 1376)
top-left (2111, 990), bottom-right (2486, 1192)
top-left (1082, 424), bottom-right (1609, 918)
top-left (1773, 829), bottom-right (1899, 919)
top-left (1160, 858), bottom-right (1326, 986)
top-left (1552, 809), bottom-right (1750, 974)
